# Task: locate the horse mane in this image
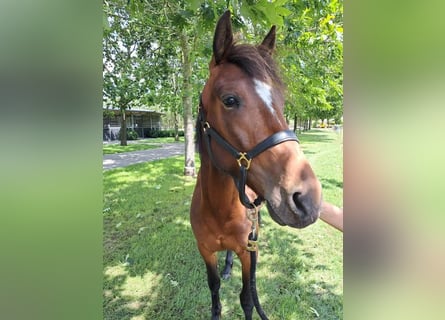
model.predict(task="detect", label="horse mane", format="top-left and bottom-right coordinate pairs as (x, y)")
top-left (195, 41), bottom-right (284, 154)
top-left (195, 102), bottom-right (203, 154)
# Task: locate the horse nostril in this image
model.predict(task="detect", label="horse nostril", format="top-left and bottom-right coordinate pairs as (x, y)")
top-left (292, 192), bottom-right (308, 217)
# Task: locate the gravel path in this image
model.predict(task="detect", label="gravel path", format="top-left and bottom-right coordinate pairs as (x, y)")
top-left (103, 143), bottom-right (184, 170)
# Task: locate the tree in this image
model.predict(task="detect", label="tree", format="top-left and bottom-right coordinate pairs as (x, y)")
top-left (103, 0), bottom-right (341, 170)
top-left (103, 0), bottom-right (184, 145)
top-left (103, 1), bottom-right (151, 145)
top-left (281, 0), bottom-right (343, 129)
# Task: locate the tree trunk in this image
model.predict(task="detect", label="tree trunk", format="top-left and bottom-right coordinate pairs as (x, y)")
top-left (293, 114), bottom-right (297, 132)
top-left (174, 110), bottom-right (179, 142)
top-left (120, 109), bottom-right (127, 146)
top-left (308, 117), bottom-right (312, 130)
top-left (172, 71), bottom-right (180, 142)
top-left (180, 31), bottom-right (195, 176)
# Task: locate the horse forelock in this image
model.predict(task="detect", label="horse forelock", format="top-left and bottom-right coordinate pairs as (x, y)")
top-left (224, 43), bottom-right (284, 99)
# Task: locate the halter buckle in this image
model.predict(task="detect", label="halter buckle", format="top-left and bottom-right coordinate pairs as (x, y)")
top-left (246, 239), bottom-right (258, 252)
top-left (237, 152), bottom-right (252, 170)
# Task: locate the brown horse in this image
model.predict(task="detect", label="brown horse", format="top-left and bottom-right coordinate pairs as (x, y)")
top-left (190, 11), bottom-right (323, 320)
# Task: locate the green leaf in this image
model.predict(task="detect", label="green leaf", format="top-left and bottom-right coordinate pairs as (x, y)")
top-left (276, 7), bottom-right (292, 17)
top-left (187, 0), bottom-right (201, 11)
top-left (240, 3), bottom-right (253, 22)
top-left (274, 0), bottom-right (288, 6)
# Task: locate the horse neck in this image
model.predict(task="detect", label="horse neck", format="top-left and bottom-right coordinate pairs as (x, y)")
top-left (199, 152), bottom-right (240, 210)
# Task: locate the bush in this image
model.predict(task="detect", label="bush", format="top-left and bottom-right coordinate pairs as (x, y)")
top-left (145, 129), bottom-right (159, 138)
top-left (145, 129), bottom-right (184, 138)
top-left (118, 129), bottom-right (139, 140)
top-left (127, 130), bottom-right (138, 140)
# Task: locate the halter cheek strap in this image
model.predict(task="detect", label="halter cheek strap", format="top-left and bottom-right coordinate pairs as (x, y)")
top-left (198, 96), bottom-right (299, 209)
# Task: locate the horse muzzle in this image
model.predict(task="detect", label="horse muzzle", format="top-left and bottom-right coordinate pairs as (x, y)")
top-left (265, 178), bottom-right (322, 229)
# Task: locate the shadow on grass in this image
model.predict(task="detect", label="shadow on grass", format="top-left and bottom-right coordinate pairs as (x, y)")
top-left (103, 156), bottom-right (342, 320)
top-left (298, 129), bottom-right (336, 144)
top-left (321, 178), bottom-right (344, 190)
top-left (254, 211), bottom-right (343, 319)
top-left (104, 156), bottom-right (213, 319)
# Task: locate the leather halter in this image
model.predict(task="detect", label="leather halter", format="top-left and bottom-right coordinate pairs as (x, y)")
top-left (198, 94), bottom-right (299, 209)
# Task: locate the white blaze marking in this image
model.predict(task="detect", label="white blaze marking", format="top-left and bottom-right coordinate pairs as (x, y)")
top-left (253, 79), bottom-right (274, 113)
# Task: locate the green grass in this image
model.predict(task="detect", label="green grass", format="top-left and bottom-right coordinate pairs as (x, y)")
top-left (103, 128), bottom-right (343, 319)
top-left (103, 137), bottom-right (184, 155)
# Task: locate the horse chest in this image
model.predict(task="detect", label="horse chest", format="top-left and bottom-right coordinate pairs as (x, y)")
top-left (200, 214), bottom-right (251, 252)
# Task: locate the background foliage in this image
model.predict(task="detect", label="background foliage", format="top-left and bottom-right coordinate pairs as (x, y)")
top-left (103, 0), bottom-right (343, 119)
top-left (103, 0), bottom-right (343, 157)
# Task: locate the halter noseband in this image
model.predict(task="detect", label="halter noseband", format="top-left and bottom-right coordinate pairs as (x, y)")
top-left (198, 94), bottom-right (299, 209)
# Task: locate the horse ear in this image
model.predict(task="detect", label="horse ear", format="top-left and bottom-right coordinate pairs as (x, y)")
top-left (213, 10), bottom-right (233, 64)
top-left (260, 26), bottom-right (276, 54)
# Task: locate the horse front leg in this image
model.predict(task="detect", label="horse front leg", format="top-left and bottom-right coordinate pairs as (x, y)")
top-left (201, 250), bottom-right (222, 320)
top-left (221, 250), bottom-right (234, 280)
top-left (238, 250), bottom-right (254, 320)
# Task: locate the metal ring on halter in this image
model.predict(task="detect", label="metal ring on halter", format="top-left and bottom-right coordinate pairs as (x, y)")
top-left (237, 152), bottom-right (252, 170)
top-left (246, 202), bottom-right (261, 243)
top-left (202, 121), bottom-right (210, 131)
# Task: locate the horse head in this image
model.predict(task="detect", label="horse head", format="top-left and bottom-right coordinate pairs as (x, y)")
top-left (199, 11), bottom-right (322, 228)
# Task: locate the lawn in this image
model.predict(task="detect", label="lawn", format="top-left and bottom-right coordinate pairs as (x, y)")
top-left (103, 128), bottom-right (343, 319)
top-left (103, 137), bottom-right (184, 155)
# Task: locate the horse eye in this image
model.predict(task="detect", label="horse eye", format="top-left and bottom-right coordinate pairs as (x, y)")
top-left (222, 96), bottom-right (239, 108)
